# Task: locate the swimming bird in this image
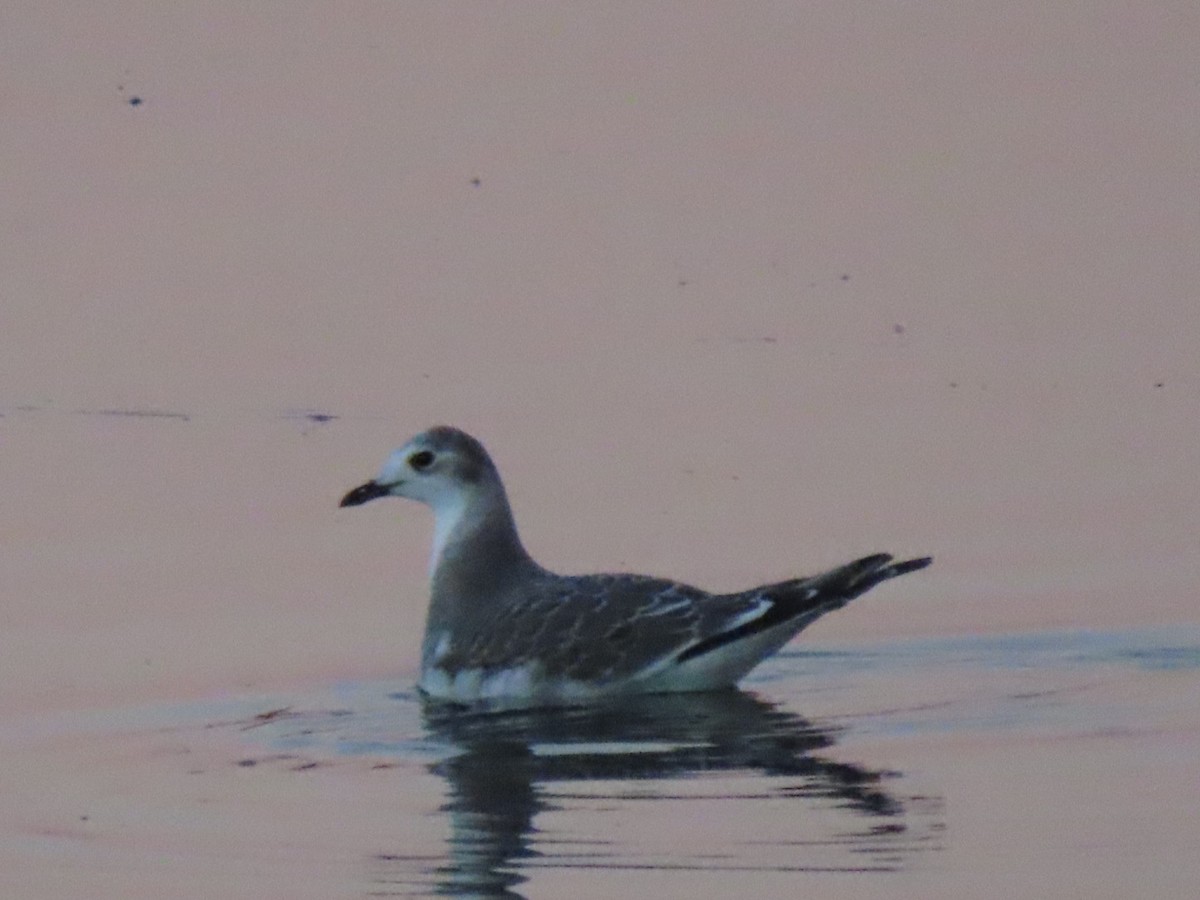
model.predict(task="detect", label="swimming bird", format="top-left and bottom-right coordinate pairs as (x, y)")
top-left (340, 426), bottom-right (930, 704)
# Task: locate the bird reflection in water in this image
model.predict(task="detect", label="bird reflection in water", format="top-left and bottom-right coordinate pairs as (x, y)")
top-left (369, 689), bottom-right (940, 897)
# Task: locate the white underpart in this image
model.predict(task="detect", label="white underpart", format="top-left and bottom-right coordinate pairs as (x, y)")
top-left (632, 618), bottom-right (802, 693)
top-left (419, 662), bottom-right (604, 704)
top-left (418, 617), bottom-right (800, 703)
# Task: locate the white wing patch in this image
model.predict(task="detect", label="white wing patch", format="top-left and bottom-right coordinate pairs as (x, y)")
top-left (723, 595), bottom-right (775, 631)
top-left (430, 632), bottom-right (452, 664)
top-left (639, 597), bottom-right (693, 617)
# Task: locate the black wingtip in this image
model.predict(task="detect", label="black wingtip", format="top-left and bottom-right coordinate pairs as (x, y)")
top-left (841, 553), bottom-right (932, 598)
top-left (889, 556), bottom-right (933, 577)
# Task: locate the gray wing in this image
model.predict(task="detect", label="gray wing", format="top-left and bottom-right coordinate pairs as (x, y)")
top-left (437, 572), bottom-right (760, 683)
top-left (438, 554), bottom-right (931, 684)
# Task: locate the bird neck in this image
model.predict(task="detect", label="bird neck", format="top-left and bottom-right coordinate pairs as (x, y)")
top-left (423, 483), bottom-right (540, 657)
top-left (427, 482), bottom-right (535, 584)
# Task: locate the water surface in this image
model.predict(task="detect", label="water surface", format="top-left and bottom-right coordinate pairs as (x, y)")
top-left (215, 626), bottom-right (1199, 897)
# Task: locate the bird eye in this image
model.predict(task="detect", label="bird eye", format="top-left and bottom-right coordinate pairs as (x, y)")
top-left (408, 450), bottom-right (435, 471)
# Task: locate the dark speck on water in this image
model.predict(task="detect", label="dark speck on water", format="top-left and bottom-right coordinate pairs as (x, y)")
top-left (281, 410), bottom-right (338, 427)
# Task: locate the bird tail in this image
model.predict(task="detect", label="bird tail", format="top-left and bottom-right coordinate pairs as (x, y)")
top-left (674, 554), bottom-right (931, 666)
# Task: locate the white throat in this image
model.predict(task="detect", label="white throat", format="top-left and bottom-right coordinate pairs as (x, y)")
top-left (428, 489), bottom-right (473, 577)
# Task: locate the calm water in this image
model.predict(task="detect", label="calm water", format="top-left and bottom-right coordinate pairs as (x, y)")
top-left (214, 626), bottom-right (1199, 898)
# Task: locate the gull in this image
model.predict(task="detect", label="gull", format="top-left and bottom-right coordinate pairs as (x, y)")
top-left (340, 426), bottom-right (930, 704)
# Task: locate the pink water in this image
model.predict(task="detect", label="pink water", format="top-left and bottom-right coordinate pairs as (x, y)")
top-left (3, 3), bottom-right (1199, 897)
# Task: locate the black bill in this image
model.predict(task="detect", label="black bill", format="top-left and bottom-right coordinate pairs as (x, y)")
top-left (339, 480), bottom-right (391, 507)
